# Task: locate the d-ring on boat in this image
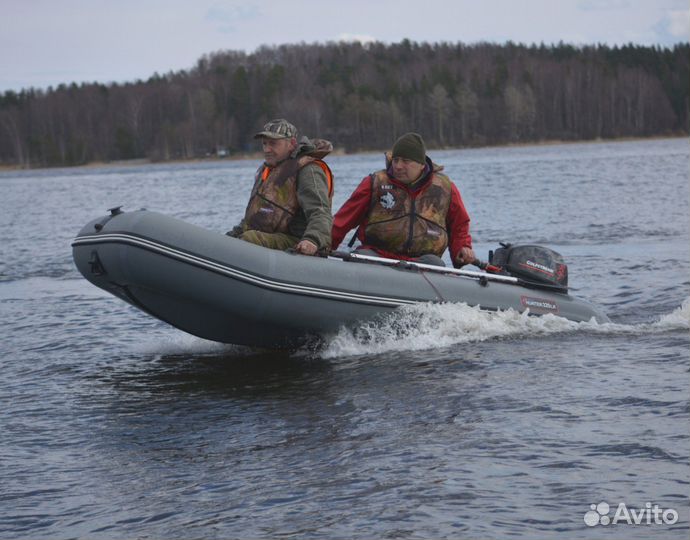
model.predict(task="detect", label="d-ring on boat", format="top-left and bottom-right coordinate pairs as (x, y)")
top-left (72, 208), bottom-right (609, 348)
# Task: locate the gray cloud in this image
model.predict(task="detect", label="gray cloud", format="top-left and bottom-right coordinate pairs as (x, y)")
top-left (2, 0), bottom-right (687, 92)
top-left (205, 2), bottom-right (261, 34)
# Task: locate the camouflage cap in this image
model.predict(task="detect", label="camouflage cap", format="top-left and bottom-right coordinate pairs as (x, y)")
top-left (254, 118), bottom-right (297, 140)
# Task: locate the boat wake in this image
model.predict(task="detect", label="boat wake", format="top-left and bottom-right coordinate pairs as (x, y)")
top-left (126, 298), bottom-right (689, 359)
top-left (319, 297), bottom-right (690, 358)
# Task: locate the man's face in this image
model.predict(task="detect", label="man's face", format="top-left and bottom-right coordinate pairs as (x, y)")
top-left (392, 157), bottom-right (425, 184)
top-left (262, 137), bottom-right (295, 166)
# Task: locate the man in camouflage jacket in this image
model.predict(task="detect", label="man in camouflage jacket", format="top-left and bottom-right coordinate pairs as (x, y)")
top-left (332, 132), bottom-right (474, 267)
top-left (228, 119), bottom-right (334, 255)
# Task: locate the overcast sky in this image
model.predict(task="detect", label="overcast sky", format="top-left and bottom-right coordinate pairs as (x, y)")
top-left (2, 0), bottom-right (688, 92)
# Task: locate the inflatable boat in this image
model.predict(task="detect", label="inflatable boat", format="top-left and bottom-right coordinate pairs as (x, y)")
top-left (72, 208), bottom-right (609, 348)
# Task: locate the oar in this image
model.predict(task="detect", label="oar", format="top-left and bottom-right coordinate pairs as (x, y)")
top-left (329, 251), bottom-right (570, 292)
top-left (329, 250), bottom-right (519, 285)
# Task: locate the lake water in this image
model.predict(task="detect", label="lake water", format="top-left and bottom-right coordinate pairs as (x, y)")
top-left (1, 138), bottom-right (688, 539)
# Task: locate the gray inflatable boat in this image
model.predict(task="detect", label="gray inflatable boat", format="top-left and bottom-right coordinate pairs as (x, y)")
top-left (72, 208), bottom-right (609, 348)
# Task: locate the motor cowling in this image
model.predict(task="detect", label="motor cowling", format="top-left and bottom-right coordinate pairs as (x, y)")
top-left (490, 243), bottom-right (568, 291)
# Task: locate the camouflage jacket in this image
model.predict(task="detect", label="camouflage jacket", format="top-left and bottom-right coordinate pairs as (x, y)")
top-left (364, 166), bottom-right (452, 257)
top-left (234, 138), bottom-right (334, 250)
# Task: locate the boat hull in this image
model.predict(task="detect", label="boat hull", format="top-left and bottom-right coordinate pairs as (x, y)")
top-left (72, 210), bottom-right (609, 348)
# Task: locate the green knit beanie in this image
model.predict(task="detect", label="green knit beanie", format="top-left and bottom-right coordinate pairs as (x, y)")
top-left (392, 132), bottom-right (426, 164)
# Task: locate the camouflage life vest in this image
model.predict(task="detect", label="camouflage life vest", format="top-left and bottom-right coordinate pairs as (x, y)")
top-left (242, 139), bottom-right (334, 235)
top-left (364, 166), bottom-right (452, 257)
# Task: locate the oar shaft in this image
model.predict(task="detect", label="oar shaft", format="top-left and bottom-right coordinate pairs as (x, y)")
top-left (329, 251), bottom-right (519, 284)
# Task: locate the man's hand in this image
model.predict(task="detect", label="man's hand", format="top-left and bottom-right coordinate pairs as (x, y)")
top-left (225, 225), bottom-right (244, 238)
top-left (456, 246), bottom-right (476, 266)
top-left (295, 239), bottom-right (318, 255)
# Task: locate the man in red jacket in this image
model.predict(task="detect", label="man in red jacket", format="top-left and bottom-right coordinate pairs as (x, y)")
top-left (332, 132), bottom-right (475, 267)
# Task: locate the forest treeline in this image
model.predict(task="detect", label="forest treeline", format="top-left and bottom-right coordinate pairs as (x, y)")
top-left (1, 40), bottom-right (688, 168)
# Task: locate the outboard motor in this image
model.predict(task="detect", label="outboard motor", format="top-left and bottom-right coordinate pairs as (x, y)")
top-left (489, 243), bottom-right (568, 292)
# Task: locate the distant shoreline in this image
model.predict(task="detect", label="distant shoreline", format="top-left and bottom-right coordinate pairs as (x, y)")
top-left (1, 135), bottom-right (686, 172)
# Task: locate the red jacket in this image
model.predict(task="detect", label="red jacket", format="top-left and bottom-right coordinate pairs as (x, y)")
top-left (332, 166), bottom-right (472, 266)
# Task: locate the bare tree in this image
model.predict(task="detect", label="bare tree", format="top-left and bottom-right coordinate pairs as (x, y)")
top-left (0, 41), bottom-right (686, 167)
top-left (429, 84), bottom-right (452, 146)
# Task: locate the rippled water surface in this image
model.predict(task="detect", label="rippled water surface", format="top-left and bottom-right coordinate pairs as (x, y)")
top-left (1, 139), bottom-right (688, 539)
